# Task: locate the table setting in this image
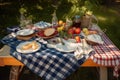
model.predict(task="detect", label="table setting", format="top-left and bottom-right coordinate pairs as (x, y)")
top-left (1, 19), bottom-right (100, 80)
top-left (1, 15), bottom-right (120, 79)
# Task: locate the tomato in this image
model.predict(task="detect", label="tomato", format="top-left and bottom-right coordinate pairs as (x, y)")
top-left (68, 28), bottom-right (74, 34)
top-left (74, 28), bottom-right (81, 34)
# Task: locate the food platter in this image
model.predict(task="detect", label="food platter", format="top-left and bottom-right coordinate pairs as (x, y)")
top-left (16, 29), bottom-right (34, 36)
top-left (37, 28), bottom-right (58, 39)
top-left (16, 41), bottom-right (41, 54)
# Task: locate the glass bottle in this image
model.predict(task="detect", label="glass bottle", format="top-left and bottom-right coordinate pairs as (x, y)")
top-left (52, 10), bottom-right (58, 28)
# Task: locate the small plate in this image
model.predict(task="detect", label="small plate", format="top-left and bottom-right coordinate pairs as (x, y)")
top-left (37, 29), bottom-right (58, 39)
top-left (16, 29), bottom-right (34, 36)
top-left (16, 41), bottom-right (41, 54)
top-left (55, 43), bottom-right (77, 52)
top-left (86, 34), bottom-right (104, 44)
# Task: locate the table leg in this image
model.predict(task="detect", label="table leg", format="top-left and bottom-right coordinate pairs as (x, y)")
top-left (9, 66), bottom-right (23, 80)
top-left (100, 67), bottom-right (108, 80)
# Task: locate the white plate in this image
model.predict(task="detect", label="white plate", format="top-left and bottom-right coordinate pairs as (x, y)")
top-left (86, 34), bottom-right (104, 44)
top-left (16, 41), bottom-right (41, 54)
top-left (55, 43), bottom-right (77, 52)
top-left (16, 29), bottom-right (34, 36)
top-left (47, 39), bottom-right (81, 53)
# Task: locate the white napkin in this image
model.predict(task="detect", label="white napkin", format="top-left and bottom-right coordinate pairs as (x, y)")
top-left (8, 32), bottom-right (16, 38)
top-left (74, 46), bottom-right (84, 59)
top-left (36, 38), bottom-right (48, 44)
top-left (74, 39), bottom-right (94, 59)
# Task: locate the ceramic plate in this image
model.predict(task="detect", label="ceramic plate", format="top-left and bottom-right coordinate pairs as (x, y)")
top-left (47, 39), bottom-right (81, 53)
top-left (37, 29), bottom-right (58, 39)
top-left (16, 29), bottom-right (34, 36)
top-left (16, 41), bottom-right (41, 54)
top-left (55, 43), bottom-right (77, 52)
top-left (86, 34), bottom-right (104, 44)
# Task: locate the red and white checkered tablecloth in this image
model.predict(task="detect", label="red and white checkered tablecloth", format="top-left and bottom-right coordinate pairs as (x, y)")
top-left (90, 33), bottom-right (120, 77)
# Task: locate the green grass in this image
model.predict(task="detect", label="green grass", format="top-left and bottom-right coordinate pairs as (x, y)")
top-left (93, 5), bottom-right (120, 48)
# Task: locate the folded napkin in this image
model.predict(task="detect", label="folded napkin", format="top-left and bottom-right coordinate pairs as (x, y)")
top-left (74, 39), bottom-right (94, 59)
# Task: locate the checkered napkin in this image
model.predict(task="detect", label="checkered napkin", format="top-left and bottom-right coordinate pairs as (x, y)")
top-left (1, 35), bottom-right (93, 80)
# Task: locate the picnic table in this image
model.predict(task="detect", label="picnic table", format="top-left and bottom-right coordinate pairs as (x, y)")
top-left (0, 24), bottom-right (120, 80)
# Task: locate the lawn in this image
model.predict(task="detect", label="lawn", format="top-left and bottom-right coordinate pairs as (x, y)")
top-left (93, 5), bottom-right (120, 49)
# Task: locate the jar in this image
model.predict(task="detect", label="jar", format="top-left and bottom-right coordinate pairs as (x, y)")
top-left (72, 15), bottom-right (81, 28)
top-left (81, 14), bottom-right (98, 29)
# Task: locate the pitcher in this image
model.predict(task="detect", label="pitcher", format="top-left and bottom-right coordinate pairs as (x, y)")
top-left (81, 14), bottom-right (98, 29)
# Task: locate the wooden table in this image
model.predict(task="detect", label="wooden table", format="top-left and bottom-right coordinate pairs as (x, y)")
top-left (0, 45), bottom-right (110, 80)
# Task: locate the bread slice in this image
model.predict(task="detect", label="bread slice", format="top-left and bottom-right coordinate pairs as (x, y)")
top-left (44, 28), bottom-right (55, 36)
top-left (22, 42), bottom-right (32, 50)
top-left (21, 41), bottom-right (38, 50)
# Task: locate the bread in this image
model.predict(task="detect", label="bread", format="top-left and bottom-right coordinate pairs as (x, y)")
top-left (44, 28), bottom-right (55, 36)
top-left (31, 41), bottom-right (39, 50)
top-left (22, 43), bottom-right (32, 50)
top-left (21, 41), bottom-right (38, 50)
